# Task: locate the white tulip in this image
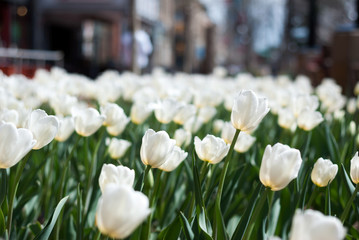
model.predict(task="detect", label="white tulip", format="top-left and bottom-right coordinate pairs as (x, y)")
top-left (259, 143), bottom-right (302, 191)
top-left (234, 132), bottom-right (256, 153)
top-left (140, 129), bottom-right (176, 168)
top-left (25, 109), bottom-right (59, 149)
top-left (73, 107), bottom-right (105, 137)
top-left (154, 98), bottom-right (181, 124)
top-left (290, 209), bottom-right (346, 240)
top-left (174, 128), bottom-right (192, 148)
top-left (173, 103), bottom-right (197, 125)
top-left (0, 122), bottom-right (36, 168)
top-left (350, 152), bottom-right (359, 184)
top-left (55, 116), bottom-right (75, 142)
top-left (158, 146), bottom-right (188, 172)
top-left (297, 110), bottom-right (323, 131)
top-left (108, 138), bottom-right (132, 159)
top-left (194, 135), bottom-right (229, 164)
top-left (96, 184), bottom-right (150, 239)
top-left (231, 90), bottom-right (270, 133)
top-left (98, 164), bottom-right (135, 193)
top-left (311, 158), bottom-right (338, 187)
top-left (130, 103), bottom-right (153, 125)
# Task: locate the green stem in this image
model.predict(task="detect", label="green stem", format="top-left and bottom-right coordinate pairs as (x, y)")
top-left (306, 185), bottom-right (319, 208)
top-left (140, 165), bottom-right (152, 192)
top-left (341, 183), bottom-right (359, 223)
top-left (7, 152), bottom-right (31, 235)
top-left (243, 187), bottom-right (270, 240)
top-left (325, 184), bottom-right (331, 215)
top-left (215, 129), bottom-right (240, 206)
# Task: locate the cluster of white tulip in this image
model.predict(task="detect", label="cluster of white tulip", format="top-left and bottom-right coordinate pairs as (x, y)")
top-left (1, 66), bottom-right (358, 239)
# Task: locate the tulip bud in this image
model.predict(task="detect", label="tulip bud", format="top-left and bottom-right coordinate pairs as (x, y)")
top-left (311, 158), bottom-right (338, 187)
top-left (130, 103), bottom-right (153, 125)
top-left (231, 90), bottom-right (270, 133)
top-left (154, 98), bottom-right (181, 124)
top-left (289, 209), bottom-right (346, 240)
top-left (98, 164), bottom-right (135, 193)
top-left (0, 122), bottom-right (36, 168)
top-left (55, 116), bottom-right (75, 142)
top-left (194, 134), bottom-right (229, 164)
top-left (198, 106), bottom-right (217, 123)
top-left (107, 138), bottom-right (131, 159)
top-left (73, 107), bottom-right (105, 137)
top-left (259, 143), bottom-right (302, 191)
top-left (213, 119), bottom-right (225, 134)
top-left (158, 146), bottom-right (188, 172)
top-left (173, 104), bottom-right (197, 125)
top-left (25, 109), bottom-right (59, 149)
top-left (350, 152), bottom-right (359, 184)
top-left (100, 103), bottom-right (128, 127)
top-left (140, 129), bottom-right (176, 168)
top-left (96, 184), bottom-right (151, 239)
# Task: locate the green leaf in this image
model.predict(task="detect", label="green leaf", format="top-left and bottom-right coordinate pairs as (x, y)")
top-left (0, 208), bottom-right (5, 236)
top-left (179, 211), bottom-right (194, 240)
top-left (341, 163), bottom-right (356, 194)
top-left (192, 153), bottom-right (204, 212)
top-left (28, 222), bottom-right (43, 237)
top-left (265, 198), bottom-right (281, 238)
top-left (0, 169), bottom-right (7, 207)
top-left (33, 196), bottom-right (69, 240)
top-left (231, 183), bottom-right (262, 240)
top-left (214, 204), bottom-right (228, 240)
top-left (158, 216), bottom-right (182, 240)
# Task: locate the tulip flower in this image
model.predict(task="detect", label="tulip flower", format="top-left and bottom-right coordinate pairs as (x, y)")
top-left (106, 118), bottom-right (130, 136)
top-left (290, 209), bottom-right (346, 240)
top-left (25, 109), bottom-right (59, 149)
top-left (259, 143), bottom-right (302, 191)
top-left (297, 110), bottom-right (323, 131)
top-left (173, 103), bottom-right (197, 125)
top-left (184, 116), bottom-right (204, 133)
top-left (0, 109), bottom-right (19, 126)
top-left (0, 122), bottom-right (36, 168)
top-left (101, 103), bottom-right (128, 127)
top-left (311, 158), bottom-right (338, 187)
top-left (96, 184), bottom-right (151, 239)
top-left (130, 103), bottom-right (153, 125)
top-left (221, 121), bottom-right (236, 144)
top-left (213, 119), bottom-right (224, 134)
top-left (198, 106), bottom-right (217, 123)
top-left (154, 98), bottom-right (181, 124)
top-left (140, 129), bottom-right (176, 168)
top-left (231, 90), bottom-right (270, 132)
top-left (107, 138), bottom-right (132, 159)
top-left (194, 134), bottom-right (229, 164)
top-left (158, 146), bottom-right (188, 172)
top-left (73, 107), bottom-right (105, 137)
top-left (55, 116), bottom-right (75, 142)
top-left (234, 132), bottom-right (256, 153)
top-left (350, 152), bottom-right (359, 184)
top-left (98, 164), bottom-right (135, 193)
top-left (174, 128), bottom-right (192, 148)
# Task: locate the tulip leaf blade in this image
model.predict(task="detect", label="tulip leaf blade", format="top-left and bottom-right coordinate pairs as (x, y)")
top-left (231, 183), bottom-right (262, 240)
top-left (33, 195), bottom-right (69, 240)
top-left (0, 208), bottom-right (5, 236)
top-left (157, 216), bottom-right (182, 240)
top-left (341, 163), bottom-right (356, 194)
top-left (214, 203), bottom-right (228, 240)
top-left (179, 211), bottom-right (195, 240)
top-left (191, 152), bottom-right (204, 212)
top-left (0, 169), bottom-right (7, 207)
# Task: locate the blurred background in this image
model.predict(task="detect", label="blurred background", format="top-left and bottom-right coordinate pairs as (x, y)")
top-left (0, 0), bottom-right (359, 92)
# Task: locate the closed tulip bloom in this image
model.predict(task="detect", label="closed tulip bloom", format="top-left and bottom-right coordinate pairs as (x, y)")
top-left (290, 209), bottom-right (346, 240)
top-left (55, 116), bottom-right (75, 142)
top-left (25, 109), bottom-right (59, 149)
top-left (174, 128), bottom-right (192, 148)
top-left (231, 90), bottom-right (270, 132)
top-left (173, 103), bottom-right (197, 125)
top-left (184, 116), bottom-right (204, 133)
top-left (96, 184), bottom-right (151, 239)
top-left (221, 121), bottom-right (236, 144)
top-left (130, 103), bottom-right (153, 125)
top-left (194, 135), bottom-right (230, 164)
top-left (311, 158), bottom-right (338, 187)
top-left (108, 138), bottom-right (132, 159)
top-left (101, 103), bottom-right (128, 127)
top-left (198, 106), bottom-right (217, 123)
top-left (0, 122), bottom-right (36, 168)
top-left (158, 146), bottom-right (188, 172)
top-left (140, 129), bottom-right (176, 168)
top-left (234, 132), bottom-right (256, 153)
top-left (297, 110), bottom-right (323, 131)
top-left (277, 107), bottom-right (297, 131)
top-left (259, 143), bottom-right (302, 191)
top-left (350, 152), bottom-right (359, 184)
top-left (213, 119), bottom-right (225, 134)
top-left (106, 117), bottom-right (130, 136)
top-left (99, 164), bottom-right (135, 193)
top-left (154, 98), bottom-right (181, 124)
top-left (74, 107), bottom-right (105, 137)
